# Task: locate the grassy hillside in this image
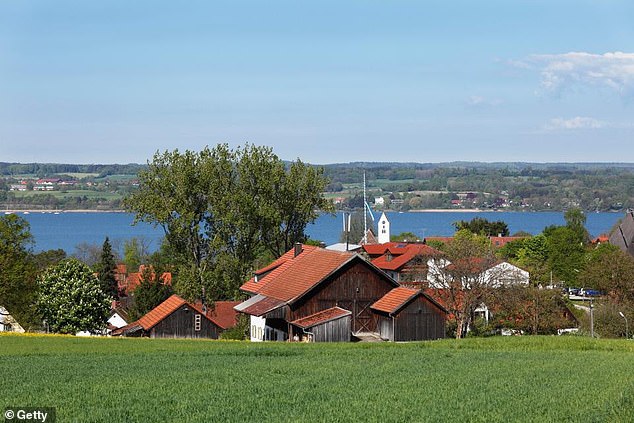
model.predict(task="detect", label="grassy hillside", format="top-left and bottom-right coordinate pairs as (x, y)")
top-left (1, 334), bottom-right (633, 422)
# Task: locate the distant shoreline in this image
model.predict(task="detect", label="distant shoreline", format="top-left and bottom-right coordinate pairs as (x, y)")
top-left (4, 209), bottom-right (126, 214)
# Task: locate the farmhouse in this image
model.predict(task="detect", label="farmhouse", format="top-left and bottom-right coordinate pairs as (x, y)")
top-left (112, 295), bottom-right (239, 339)
top-left (235, 244), bottom-right (446, 342)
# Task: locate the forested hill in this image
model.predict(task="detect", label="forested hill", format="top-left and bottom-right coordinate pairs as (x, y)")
top-left (1, 161), bottom-right (634, 212)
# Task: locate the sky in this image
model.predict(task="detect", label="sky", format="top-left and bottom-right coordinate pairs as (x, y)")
top-left (1, 1), bottom-right (633, 165)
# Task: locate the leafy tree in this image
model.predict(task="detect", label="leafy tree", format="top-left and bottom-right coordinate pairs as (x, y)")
top-left (128, 265), bottom-right (173, 321)
top-left (564, 207), bottom-right (590, 244)
top-left (453, 217), bottom-right (509, 237)
top-left (96, 237), bottom-right (118, 299)
top-left (33, 249), bottom-right (67, 271)
top-left (125, 144), bottom-right (331, 301)
top-left (580, 244), bottom-right (634, 303)
top-left (0, 214), bottom-right (38, 328)
top-left (37, 258), bottom-right (111, 334)
top-left (544, 226), bottom-right (585, 286)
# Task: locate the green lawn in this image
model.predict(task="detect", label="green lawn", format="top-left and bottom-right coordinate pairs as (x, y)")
top-left (1, 334), bottom-right (633, 422)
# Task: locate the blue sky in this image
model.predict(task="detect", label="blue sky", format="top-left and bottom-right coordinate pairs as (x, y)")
top-left (1, 1), bottom-right (633, 164)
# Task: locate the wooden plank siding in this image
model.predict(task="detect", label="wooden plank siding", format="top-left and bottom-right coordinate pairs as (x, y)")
top-left (304, 315), bottom-right (352, 342)
top-left (288, 260), bottom-right (397, 334)
top-left (149, 305), bottom-right (221, 339)
top-left (376, 295), bottom-right (446, 341)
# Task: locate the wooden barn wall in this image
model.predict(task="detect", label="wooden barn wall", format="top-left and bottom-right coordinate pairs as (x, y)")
top-left (393, 296), bottom-right (446, 341)
top-left (290, 260), bottom-right (395, 333)
top-left (309, 316), bottom-right (352, 342)
top-left (150, 306), bottom-right (221, 339)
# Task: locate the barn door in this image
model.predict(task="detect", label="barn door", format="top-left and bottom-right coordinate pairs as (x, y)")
top-left (337, 300), bottom-right (374, 334)
top-left (354, 300), bottom-right (374, 333)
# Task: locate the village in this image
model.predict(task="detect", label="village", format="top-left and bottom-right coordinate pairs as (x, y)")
top-left (5, 208), bottom-right (629, 343)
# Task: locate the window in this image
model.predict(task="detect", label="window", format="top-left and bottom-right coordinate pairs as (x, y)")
top-left (194, 314), bottom-right (201, 331)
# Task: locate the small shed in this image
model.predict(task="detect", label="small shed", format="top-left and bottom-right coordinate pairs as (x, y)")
top-left (371, 288), bottom-right (446, 342)
top-left (112, 295), bottom-right (238, 339)
top-left (290, 307), bottom-right (352, 342)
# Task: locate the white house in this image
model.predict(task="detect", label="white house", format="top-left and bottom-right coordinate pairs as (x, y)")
top-left (484, 262), bottom-right (530, 287)
top-left (0, 306), bottom-right (25, 333)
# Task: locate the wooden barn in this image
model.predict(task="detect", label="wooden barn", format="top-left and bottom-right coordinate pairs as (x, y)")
top-left (235, 244), bottom-right (447, 342)
top-left (371, 287), bottom-right (446, 341)
top-left (112, 295), bottom-right (239, 339)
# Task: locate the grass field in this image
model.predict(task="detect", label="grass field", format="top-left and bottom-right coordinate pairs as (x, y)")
top-left (11, 190), bottom-right (122, 201)
top-left (1, 334), bottom-right (633, 422)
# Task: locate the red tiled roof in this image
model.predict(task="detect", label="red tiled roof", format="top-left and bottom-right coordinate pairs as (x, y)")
top-left (202, 301), bottom-right (241, 329)
top-left (240, 246), bottom-right (320, 294)
top-left (489, 236), bottom-right (527, 247)
top-left (136, 294), bottom-right (187, 330)
top-left (371, 287), bottom-right (420, 314)
top-left (240, 245), bottom-right (356, 303)
top-left (290, 307), bottom-right (351, 329)
top-left (256, 248), bottom-right (354, 303)
top-left (371, 244), bottom-right (440, 271)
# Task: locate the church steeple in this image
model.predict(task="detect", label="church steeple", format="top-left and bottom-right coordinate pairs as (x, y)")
top-left (377, 212), bottom-right (390, 244)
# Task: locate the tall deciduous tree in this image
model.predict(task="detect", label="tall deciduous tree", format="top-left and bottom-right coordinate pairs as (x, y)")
top-left (96, 237), bottom-right (118, 299)
top-left (37, 258), bottom-right (111, 334)
top-left (124, 144), bottom-right (332, 301)
top-left (0, 214), bottom-right (38, 329)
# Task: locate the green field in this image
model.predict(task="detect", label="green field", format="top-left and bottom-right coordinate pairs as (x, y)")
top-left (1, 334), bottom-right (633, 422)
top-left (11, 190), bottom-right (122, 201)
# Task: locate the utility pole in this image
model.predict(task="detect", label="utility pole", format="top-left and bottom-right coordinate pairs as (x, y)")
top-left (363, 172), bottom-right (367, 244)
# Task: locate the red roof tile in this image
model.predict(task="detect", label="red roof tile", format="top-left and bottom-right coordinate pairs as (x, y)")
top-left (136, 294), bottom-right (188, 330)
top-left (290, 307), bottom-right (351, 329)
top-left (240, 245), bottom-right (356, 303)
top-left (240, 246), bottom-right (320, 294)
top-left (371, 287), bottom-right (420, 314)
top-left (371, 244), bottom-right (440, 271)
top-left (256, 248), bottom-right (354, 303)
top-left (202, 301), bottom-right (241, 329)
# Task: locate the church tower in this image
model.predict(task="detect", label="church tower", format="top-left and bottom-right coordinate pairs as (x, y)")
top-left (377, 212), bottom-right (390, 244)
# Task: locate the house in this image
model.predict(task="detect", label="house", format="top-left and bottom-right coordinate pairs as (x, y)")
top-left (362, 242), bottom-right (442, 286)
top-left (235, 244), bottom-right (447, 342)
top-left (112, 295), bottom-right (239, 339)
top-left (609, 209), bottom-right (634, 257)
top-left (429, 258), bottom-right (530, 289)
top-left (0, 306), bottom-right (25, 333)
top-left (371, 287), bottom-right (446, 341)
top-left (106, 306), bottom-right (129, 334)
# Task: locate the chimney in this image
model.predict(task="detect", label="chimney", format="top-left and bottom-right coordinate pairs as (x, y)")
top-left (294, 242), bottom-right (303, 257)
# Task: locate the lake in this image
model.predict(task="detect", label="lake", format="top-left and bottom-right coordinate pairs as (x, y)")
top-left (13, 210), bottom-right (623, 254)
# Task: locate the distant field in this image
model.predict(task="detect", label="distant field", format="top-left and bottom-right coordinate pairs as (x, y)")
top-left (1, 334), bottom-right (633, 422)
top-left (60, 172), bottom-right (100, 178)
top-left (11, 190), bottom-right (122, 200)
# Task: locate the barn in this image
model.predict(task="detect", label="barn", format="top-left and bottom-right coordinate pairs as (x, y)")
top-left (371, 287), bottom-right (447, 341)
top-left (112, 295), bottom-right (239, 339)
top-left (235, 244), bottom-right (447, 342)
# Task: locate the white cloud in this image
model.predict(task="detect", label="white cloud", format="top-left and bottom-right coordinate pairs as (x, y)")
top-left (466, 95), bottom-right (503, 107)
top-left (515, 52), bottom-right (634, 96)
top-left (544, 116), bottom-right (605, 131)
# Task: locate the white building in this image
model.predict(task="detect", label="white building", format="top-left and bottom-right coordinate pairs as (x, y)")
top-left (377, 212), bottom-right (390, 244)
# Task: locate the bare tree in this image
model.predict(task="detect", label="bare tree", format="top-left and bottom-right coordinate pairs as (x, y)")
top-left (428, 230), bottom-right (526, 338)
